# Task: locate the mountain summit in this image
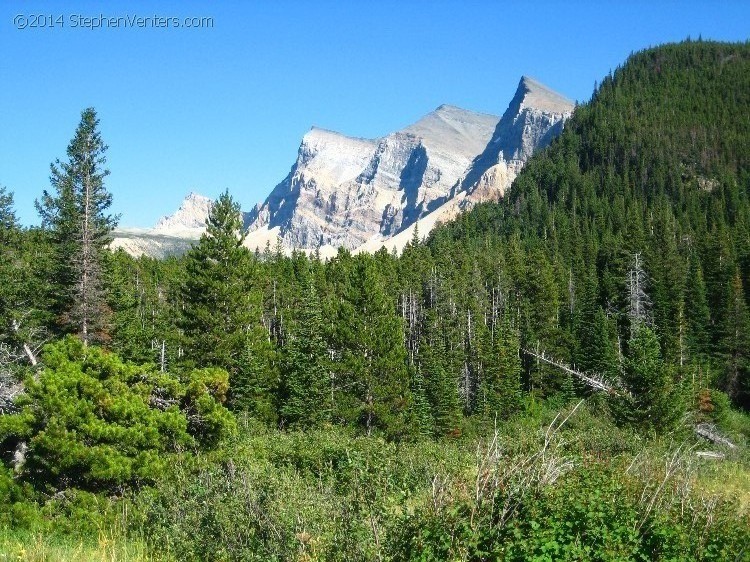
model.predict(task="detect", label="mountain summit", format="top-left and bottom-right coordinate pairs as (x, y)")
top-left (454, 76), bottom-right (574, 204)
top-left (111, 76), bottom-right (574, 257)
top-left (242, 75), bottom-right (573, 254)
top-left (243, 103), bottom-right (500, 251)
top-left (154, 192), bottom-right (213, 233)
top-left (515, 76), bottom-right (576, 114)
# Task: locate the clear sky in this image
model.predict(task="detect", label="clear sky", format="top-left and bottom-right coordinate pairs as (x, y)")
top-left (1, 1), bottom-right (748, 227)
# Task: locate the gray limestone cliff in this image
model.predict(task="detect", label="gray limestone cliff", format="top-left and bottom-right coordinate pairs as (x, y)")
top-left (111, 76), bottom-right (574, 258)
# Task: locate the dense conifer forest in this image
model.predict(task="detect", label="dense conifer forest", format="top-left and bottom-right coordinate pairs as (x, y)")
top-left (0, 40), bottom-right (749, 560)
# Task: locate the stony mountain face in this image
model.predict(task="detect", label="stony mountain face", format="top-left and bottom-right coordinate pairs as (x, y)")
top-left (455, 76), bottom-right (574, 207)
top-left (111, 76), bottom-right (574, 258)
top-left (244, 76), bottom-right (573, 253)
top-left (110, 193), bottom-right (215, 258)
top-left (153, 192), bottom-right (214, 233)
top-left (244, 104), bottom-right (500, 250)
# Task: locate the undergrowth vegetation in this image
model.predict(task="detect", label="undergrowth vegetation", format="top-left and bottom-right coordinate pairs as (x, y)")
top-left (132, 402), bottom-right (750, 561)
top-left (0, 399), bottom-right (748, 560)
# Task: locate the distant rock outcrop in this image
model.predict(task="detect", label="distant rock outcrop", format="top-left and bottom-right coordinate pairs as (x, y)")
top-left (153, 192), bottom-right (213, 234)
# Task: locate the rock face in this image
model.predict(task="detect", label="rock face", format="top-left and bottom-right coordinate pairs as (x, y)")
top-left (153, 192), bottom-right (213, 234)
top-left (244, 104), bottom-right (499, 250)
top-left (111, 76), bottom-right (574, 258)
top-left (110, 192), bottom-right (214, 258)
top-left (245, 76), bottom-right (573, 253)
top-left (455, 76), bottom-right (574, 206)
top-left (109, 228), bottom-right (200, 259)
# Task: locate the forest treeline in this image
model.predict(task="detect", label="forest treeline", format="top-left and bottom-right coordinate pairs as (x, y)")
top-left (0, 39), bottom-right (749, 560)
top-left (2, 41), bottom-right (749, 442)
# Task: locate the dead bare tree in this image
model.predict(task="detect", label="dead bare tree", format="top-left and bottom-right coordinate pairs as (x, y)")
top-left (627, 252), bottom-right (652, 331)
top-left (0, 308), bottom-right (49, 412)
top-left (694, 423), bottom-right (737, 449)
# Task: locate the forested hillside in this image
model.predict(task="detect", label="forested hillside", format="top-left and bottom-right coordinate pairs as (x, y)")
top-left (0, 40), bottom-right (749, 560)
top-left (429, 40), bottom-right (750, 412)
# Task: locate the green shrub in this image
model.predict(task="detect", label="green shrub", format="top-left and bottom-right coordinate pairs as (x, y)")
top-left (0, 336), bottom-right (236, 493)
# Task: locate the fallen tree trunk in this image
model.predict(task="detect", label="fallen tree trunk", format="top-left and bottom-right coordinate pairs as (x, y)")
top-left (694, 423), bottom-right (736, 449)
top-left (522, 348), bottom-right (623, 394)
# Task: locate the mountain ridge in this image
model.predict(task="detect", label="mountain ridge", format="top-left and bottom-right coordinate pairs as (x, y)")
top-left (111, 76), bottom-right (574, 258)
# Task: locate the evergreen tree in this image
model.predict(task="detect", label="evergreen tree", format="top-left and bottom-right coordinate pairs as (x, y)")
top-left (180, 191), bottom-right (255, 384)
top-left (107, 251), bottom-right (153, 364)
top-left (574, 270), bottom-right (619, 384)
top-left (36, 108), bottom-right (118, 344)
top-left (0, 187), bottom-right (22, 332)
top-left (478, 315), bottom-right (522, 420)
top-left (0, 187), bottom-right (17, 233)
top-left (234, 288), bottom-right (279, 424)
top-left (419, 329), bottom-right (461, 437)
top-left (683, 255), bottom-right (711, 362)
top-left (721, 271), bottom-right (750, 409)
top-left (613, 326), bottom-right (685, 431)
top-left (0, 188), bottom-right (45, 372)
top-left (345, 257), bottom-right (414, 438)
top-left (279, 277), bottom-right (329, 428)
top-left (410, 365), bottom-right (434, 437)
top-left (0, 337), bottom-right (235, 493)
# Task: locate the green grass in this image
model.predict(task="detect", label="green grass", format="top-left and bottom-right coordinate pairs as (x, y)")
top-left (0, 528), bottom-right (168, 562)
top-left (696, 459), bottom-right (750, 513)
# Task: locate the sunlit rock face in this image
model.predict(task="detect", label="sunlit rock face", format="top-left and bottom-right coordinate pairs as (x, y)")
top-left (112, 77), bottom-right (574, 258)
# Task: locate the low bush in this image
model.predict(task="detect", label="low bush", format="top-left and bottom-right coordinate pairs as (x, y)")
top-left (0, 337), bottom-right (236, 494)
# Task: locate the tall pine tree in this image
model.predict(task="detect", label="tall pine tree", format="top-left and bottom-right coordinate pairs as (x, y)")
top-left (279, 276), bottom-right (329, 429)
top-left (478, 314), bottom-right (523, 421)
top-left (721, 271), bottom-right (750, 409)
top-left (36, 108), bottom-right (118, 344)
top-left (180, 191), bottom-right (255, 383)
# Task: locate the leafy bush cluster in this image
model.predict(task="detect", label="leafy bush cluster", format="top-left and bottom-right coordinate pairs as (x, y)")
top-left (0, 337), bottom-right (235, 493)
top-left (135, 411), bottom-right (750, 561)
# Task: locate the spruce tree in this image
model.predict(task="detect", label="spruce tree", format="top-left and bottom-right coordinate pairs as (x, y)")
top-left (0, 187), bottom-right (21, 325)
top-left (352, 257), bottom-right (414, 438)
top-left (420, 330), bottom-right (461, 437)
top-left (410, 365), bottom-right (434, 437)
top-left (574, 270), bottom-right (619, 384)
top-left (683, 256), bottom-right (711, 362)
top-left (613, 325), bottom-right (685, 431)
top-left (36, 108), bottom-right (118, 344)
top-left (721, 271), bottom-right (750, 409)
top-left (479, 314), bottom-right (522, 421)
top-left (107, 251), bottom-right (152, 363)
top-left (0, 187), bottom-right (17, 234)
top-left (180, 191), bottom-right (255, 381)
top-left (279, 277), bottom-right (329, 428)
top-left (234, 288), bottom-right (279, 424)
top-left (0, 187), bottom-right (43, 371)
top-left (0, 234), bottom-right (52, 372)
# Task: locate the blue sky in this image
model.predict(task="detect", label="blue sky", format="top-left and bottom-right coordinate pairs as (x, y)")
top-left (1, 1), bottom-right (748, 227)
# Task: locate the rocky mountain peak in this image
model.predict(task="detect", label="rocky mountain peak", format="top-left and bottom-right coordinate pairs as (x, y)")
top-left (452, 76), bottom-right (574, 204)
top-left (516, 76), bottom-right (575, 114)
top-left (404, 105), bottom-right (499, 157)
top-left (479, 75), bottom-right (575, 167)
top-left (153, 192), bottom-right (213, 233)
top-left (112, 76), bottom-right (574, 258)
